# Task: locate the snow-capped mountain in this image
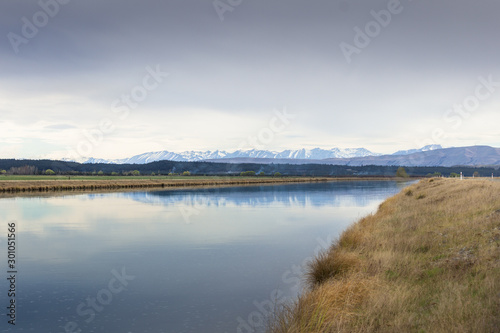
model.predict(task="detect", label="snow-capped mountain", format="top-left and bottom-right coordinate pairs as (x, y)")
top-left (274, 148), bottom-right (378, 159)
top-left (392, 144), bottom-right (443, 156)
top-left (70, 145), bottom-right (500, 167)
top-left (83, 148), bottom-right (380, 164)
top-left (83, 157), bottom-right (120, 164)
top-left (121, 150), bottom-right (229, 164)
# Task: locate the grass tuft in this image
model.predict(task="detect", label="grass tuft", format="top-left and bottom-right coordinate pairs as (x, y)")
top-left (306, 249), bottom-right (359, 288)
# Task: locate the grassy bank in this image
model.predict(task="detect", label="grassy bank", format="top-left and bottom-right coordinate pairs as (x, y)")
top-left (270, 178), bottom-right (500, 332)
top-left (0, 176), bottom-right (344, 195)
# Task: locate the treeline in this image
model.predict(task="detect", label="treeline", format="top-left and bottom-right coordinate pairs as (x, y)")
top-left (0, 159), bottom-right (497, 177)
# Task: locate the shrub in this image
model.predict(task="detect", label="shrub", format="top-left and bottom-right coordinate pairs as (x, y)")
top-left (396, 167), bottom-right (409, 178)
top-left (306, 250), bottom-right (359, 288)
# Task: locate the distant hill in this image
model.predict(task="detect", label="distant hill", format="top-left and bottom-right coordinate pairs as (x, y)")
top-left (322, 146), bottom-right (500, 167)
top-left (205, 146), bottom-right (500, 167)
top-left (392, 144), bottom-right (443, 156)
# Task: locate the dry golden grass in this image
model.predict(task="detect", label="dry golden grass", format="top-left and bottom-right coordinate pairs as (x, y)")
top-left (269, 178), bottom-right (500, 333)
top-left (269, 275), bottom-right (379, 333)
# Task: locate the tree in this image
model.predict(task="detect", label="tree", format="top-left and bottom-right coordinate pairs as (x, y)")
top-left (240, 171), bottom-right (256, 177)
top-left (182, 171), bottom-right (191, 176)
top-left (0, 170), bottom-right (6, 175)
top-left (97, 171), bottom-right (104, 176)
top-left (111, 172), bottom-right (119, 176)
top-left (131, 170), bottom-right (141, 176)
top-left (396, 167), bottom-right (409, 178)
top-left (9, 165), bottom-right (37, 175)
top-left (274, 172), bottom-right (282, 177)
top-left (450, 172), bottom-right (460, 178)
top-left (258, 171), bottom-right (265, 176)
top-left (473, 171), bottom-right (480, 178)
top-left (44, 169), bottom-right (56, 175)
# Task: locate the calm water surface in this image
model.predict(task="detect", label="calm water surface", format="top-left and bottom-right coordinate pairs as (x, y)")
top-left (0, 181), bottom-right (410, 333)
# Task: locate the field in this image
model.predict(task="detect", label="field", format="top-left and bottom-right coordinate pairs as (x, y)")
top-left (0, 175), bottom-right (222, 181)
top-left (269, 178), bottom-right (500, 333)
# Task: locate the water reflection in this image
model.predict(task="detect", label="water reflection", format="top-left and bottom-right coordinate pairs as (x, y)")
top-left (0, 181), bottom-right (410, 333)
top-left (121, 181), bottom-right (408, 208)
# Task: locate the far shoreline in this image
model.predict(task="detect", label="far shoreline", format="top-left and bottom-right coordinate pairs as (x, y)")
top-left (0, 176), bottom-right (410, 198)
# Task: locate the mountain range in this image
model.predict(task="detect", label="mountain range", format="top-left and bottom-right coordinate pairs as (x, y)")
top-left (83, 145), bottom-right (441, 164)
top-left (80, 145), bottom-right (500, 167)
top-left (83, 147), bottom-right (382, 164)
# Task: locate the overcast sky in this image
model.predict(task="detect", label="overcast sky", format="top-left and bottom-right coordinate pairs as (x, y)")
top-left (1, 0), bottom-right (499, 160)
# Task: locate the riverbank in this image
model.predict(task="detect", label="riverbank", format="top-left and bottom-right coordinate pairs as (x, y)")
top-left (269, 178), bottom-right (500, 332)
top-left (0, 176), bottom-right (319, 194)
top-left (0, 176), bottom-right (397, 196)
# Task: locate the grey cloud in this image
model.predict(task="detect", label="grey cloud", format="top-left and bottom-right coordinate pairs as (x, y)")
top-left (1, 0), bottom-right (499, 156)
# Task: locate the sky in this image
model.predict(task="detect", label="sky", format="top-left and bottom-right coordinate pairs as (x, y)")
top-left (1, 0), bottom-right (499, 160)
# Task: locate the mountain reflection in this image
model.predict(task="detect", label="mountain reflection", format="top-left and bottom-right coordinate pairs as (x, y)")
top-left (119, 181), bottom-right (408, 208)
